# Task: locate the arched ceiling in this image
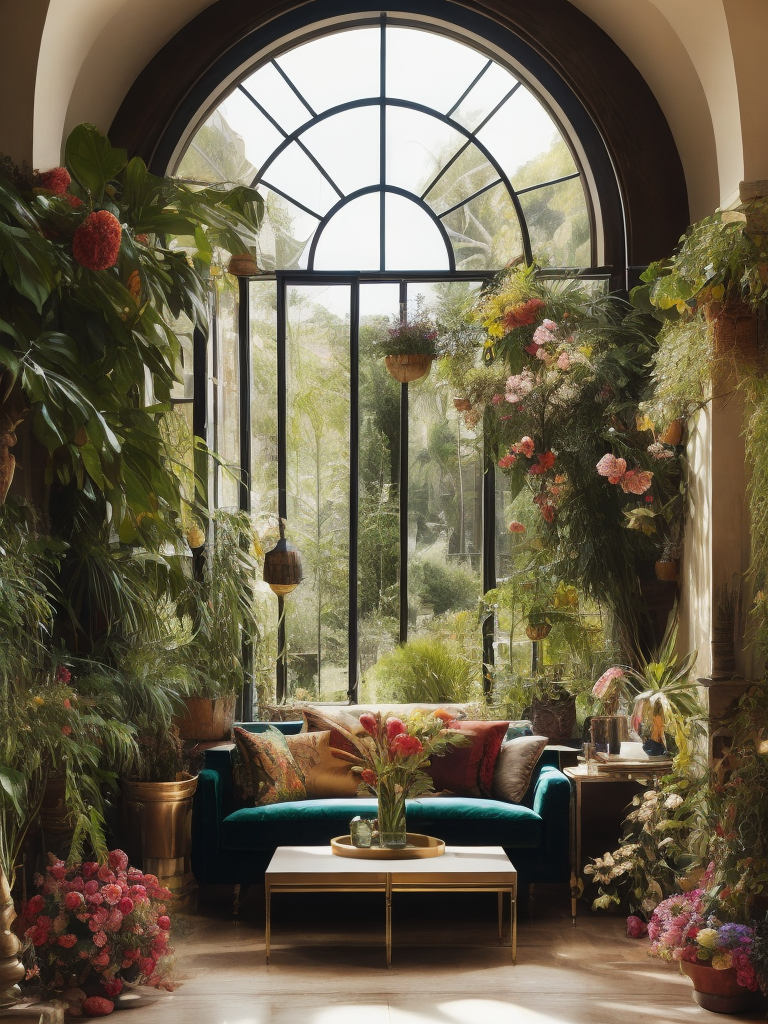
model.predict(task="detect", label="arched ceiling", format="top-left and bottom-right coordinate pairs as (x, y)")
top-left (21, 0), bottom-right (766, 218)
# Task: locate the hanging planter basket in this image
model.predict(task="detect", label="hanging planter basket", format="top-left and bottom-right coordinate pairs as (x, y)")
top-left (453, 396), bottom-right (472, 411)
top-left (658, 419), bottom-right (684, 446)
top-left (705, 300), bottom-right (760, 361)
top-left (526, 621), bottom-right (552, 641)
top-left (384, 353), bottom-right (433, 383)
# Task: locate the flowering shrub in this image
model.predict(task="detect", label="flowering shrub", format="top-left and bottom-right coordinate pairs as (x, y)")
top-left (23, 850), bottom-right (175, 1015)
top-left (648, 888), bottom-right (758, 990)
top-left (375, 315), bottom-right (439, 357)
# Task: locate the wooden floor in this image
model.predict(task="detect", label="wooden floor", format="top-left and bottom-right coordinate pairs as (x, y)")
top-left (71, 885), bottom-right (768, 1023)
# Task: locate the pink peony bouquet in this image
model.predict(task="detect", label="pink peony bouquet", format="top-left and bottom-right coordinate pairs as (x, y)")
top-left (23, 850), bottom-right (175, 1015)
top-left (647, 890), bottom-right (758, 990)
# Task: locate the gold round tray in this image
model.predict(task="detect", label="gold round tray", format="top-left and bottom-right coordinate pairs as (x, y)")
top-left (331, 833), bottom-right (445, 859)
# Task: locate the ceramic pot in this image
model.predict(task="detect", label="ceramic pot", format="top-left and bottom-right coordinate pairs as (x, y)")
top-left (658, 420), bottom-right (684, 446)
top-left (384, 353), bottom-right (433, 383)
top-left (175, 694), bottom-right (236, 741)
top-left (681, 961), bottom-right (760, 1014)
top-left (655, 559), bottom-right (679, 581)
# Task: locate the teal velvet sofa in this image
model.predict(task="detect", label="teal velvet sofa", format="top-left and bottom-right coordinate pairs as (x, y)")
top-left (190, 721), bottom-right (571, 899)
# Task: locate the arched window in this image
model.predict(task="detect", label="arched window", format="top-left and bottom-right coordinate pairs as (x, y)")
top-left (168, 18), bottom-right (617, 710)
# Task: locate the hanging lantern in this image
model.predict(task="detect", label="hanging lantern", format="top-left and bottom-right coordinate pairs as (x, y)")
top-left (227, 252), bottom-right (263, 277)
top-left (263, 520), bottom-right (303, 596)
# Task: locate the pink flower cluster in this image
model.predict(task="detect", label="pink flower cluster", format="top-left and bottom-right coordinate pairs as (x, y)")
top-left (504, 369), bottom-right (536, 404)
top-left (647, 891), bottom-right (758, 990)
top-left (596, 453), bottom-right (653, 495)
top-left (24, 850), bottom-right (175, 1013)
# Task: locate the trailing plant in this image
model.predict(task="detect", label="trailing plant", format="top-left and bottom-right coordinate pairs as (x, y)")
top-left (372, 313), bottom-right (439, 357)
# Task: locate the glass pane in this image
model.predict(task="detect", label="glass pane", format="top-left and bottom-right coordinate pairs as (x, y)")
top-left (249, 279), bottom-right (279, 517)
top-left (406, 283), bottom-right (483, 659)
top-left (386, 28), bottom-right (487, 114)
top-left (285, 284), bottom-right (351, 699)
top-left (176, 107), bottom-right (258, 184)
top-left (477, 87), bottom-right (573, 182)
top-left (441, 181), bottom-right (524, 271)
top-left (450, 62), bottom-right (519, 133)
top-left (313, 192), bottom-right (380, 271)
top-left (423, 142), bottom-right (497, 214)
top-left (386, 106), bottom-right (465, 195)
top-left (263, 141), bottom-right (339, 217)
top-left (385, 193), bottom-right (449, 271)
top-left (300, 107), bottom-right (379, 195)
top-left (214, 277), bottom-right (240, 509)
top-left (275, 28), bottom-right (380, 112)
top-left (519, 176), bottom-right (591, 267)
top-left (241, 62), bottom-right (313, 135)
top-left (169, 312), bottom-right (195, 401)
top-left (258, 189), bottom-right (318, 271)
top-left (358, 282), bottom-right (401, 698)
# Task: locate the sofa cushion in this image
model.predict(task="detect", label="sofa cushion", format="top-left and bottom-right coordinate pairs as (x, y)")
top-left (491, 735), bottom-right (549, 803)
top-left (286, 730), bottom-right (360, 799)
top-left (221, 796), bottom-right (542, 851)
top-left (232, 726), bottom-right (306, 806)
top-left (427, 720), bottom-right (509, 798)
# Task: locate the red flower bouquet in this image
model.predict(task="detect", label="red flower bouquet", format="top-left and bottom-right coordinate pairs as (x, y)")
top-left (23, 850), bottom-right (175, 1015)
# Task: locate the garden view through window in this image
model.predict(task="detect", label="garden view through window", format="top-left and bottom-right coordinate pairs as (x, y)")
top-left (175, 18), bottom-right (598, 709)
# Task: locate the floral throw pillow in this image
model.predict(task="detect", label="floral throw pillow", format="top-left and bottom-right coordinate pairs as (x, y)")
top-left (233, 726), bottom-right (306, 806)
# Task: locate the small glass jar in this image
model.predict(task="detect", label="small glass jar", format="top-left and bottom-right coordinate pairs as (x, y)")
top-left (350, 816), bottom-right (373, 848)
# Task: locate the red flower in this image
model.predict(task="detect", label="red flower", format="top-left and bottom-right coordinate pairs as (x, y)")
top-left (55, 665), bottom-right (72, 683)
top-left (498, 453), bottom-right (516, 469)
top-left (103, 978), bottom-right (123, 998)
top-left (36, 167), bottom-right (71, 195)
top-left (27, 895), bottom-right (45, 915)
top-left (157, 915), bottom-right (171, 930)
top-left (82, 996), bottom-right (114, 1016)
top-left (359, 713), bottom-right (378, 736)
top-left (91, 950), bottom-right (111, 971)
top-left (135, 233), bottom-right (149, 246)
top-left (63, 698), bottom-right (71, 709)
top-left (138, 957), bottom-right (156, 978)
top-left (30, 927), bottom-right (49, 947)
top-left (65, 193), bottom-right (83, 208)
top-left (64, 891), bottom-right (84, 911)
top-left (92, 931), bottom-right (108, 948)
top-left (386, 718), bottom-right (407, 741)
top-left (118, 897), bottom-right (134, 916)
top-left (101, 883), bottom-right (122, 906)
top-left (82, 862), bottom-right (99, 879)
top-left (502, 297), bottom-right (545, 330)
top-left (61, 725), bottom-right (73, 736)
top-left (507, 521), bottom-right (526, 534)
top-left (530, 451), bottom-right (556, 475)
top-left (626, 916), bottom-right (648, 939)
top-left (360, 769), bottom-right (378, 786)
top-left (108, 849), bottom-right (129, 872)
top-left (389, 733), bottom-right (423, 758)
top-left (58, 934), bottom-right (78, 948)
top-left (72, 210), bottom-right (122, 271)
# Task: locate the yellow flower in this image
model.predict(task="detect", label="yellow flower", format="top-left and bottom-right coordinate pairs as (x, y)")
top-left (186, 524), bottom-right (206, 549)
top-left (33, 696), bottom-right (44, 706)
top-left (712, 954), bottom-right (733, 970)
top-left (696, 928), bottom-right (719, 949)
top-left (577, 345), bottom-right (593, 358)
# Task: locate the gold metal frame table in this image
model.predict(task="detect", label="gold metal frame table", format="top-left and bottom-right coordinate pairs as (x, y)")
top-left (264, 844), bottom-right (517, 967)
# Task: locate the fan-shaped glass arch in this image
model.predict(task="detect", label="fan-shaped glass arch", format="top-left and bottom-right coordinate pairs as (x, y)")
top-left (176, 20), bottom-right (592, 271)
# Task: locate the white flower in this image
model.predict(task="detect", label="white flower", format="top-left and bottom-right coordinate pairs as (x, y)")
top-left (664, 793), bottom-right (684, 810)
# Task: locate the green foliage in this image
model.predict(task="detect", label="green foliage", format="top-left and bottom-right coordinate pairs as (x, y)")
top-left (0, 124), bottom-right (262, 527)
top-left (641, 313), bottom-right (714, 426)
top-left (411, 556), bottom-right (478, 615)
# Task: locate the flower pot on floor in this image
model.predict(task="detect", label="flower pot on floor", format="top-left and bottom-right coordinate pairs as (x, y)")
top-left (384, 353), bottom-right (433, 383)
top-left (530, 693), bottom-right (576, 744)
top-left (680, 961), bottom-right (761, 1014)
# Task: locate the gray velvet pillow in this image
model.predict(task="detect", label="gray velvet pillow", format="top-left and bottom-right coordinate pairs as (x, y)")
top-left (490, 735), bottom-right (549, 803)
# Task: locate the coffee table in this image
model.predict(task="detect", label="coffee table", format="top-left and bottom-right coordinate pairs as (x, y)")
top-left (264, 844), bottom-right (517, 967)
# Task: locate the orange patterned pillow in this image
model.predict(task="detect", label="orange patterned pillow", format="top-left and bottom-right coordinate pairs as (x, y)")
top-left (286, 730), bottom-right (361, 799)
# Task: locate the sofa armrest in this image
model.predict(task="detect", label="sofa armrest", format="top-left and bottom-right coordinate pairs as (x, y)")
top-left (530, 764), bottom-right (571, 881)
top-left (191, 767), bottom-right (224, 884)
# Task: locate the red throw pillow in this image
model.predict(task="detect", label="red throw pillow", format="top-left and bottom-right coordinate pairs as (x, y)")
top-left (427, 720), bottom-right (509, 797)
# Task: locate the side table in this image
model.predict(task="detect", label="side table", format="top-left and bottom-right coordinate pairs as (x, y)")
top-left (564, 765), bottom-right (653, 921)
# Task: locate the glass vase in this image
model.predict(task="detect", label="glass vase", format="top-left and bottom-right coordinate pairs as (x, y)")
top-left (376, 775), bottom-right (407, 849)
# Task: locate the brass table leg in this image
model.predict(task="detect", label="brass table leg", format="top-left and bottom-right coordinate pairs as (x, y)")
top-left (511, 887), bottom-right (517, 965)
top-left (265, 890), bottom-right (271, 965)
top-left (385, 874), bottom-right (392, 969)
top-left (497, 891), bottom-right (503, 943)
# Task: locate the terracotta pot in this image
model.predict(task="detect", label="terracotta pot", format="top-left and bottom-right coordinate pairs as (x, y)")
top-left (655, 559), bottom-right (679, 582)
top-left (658, 419), bottom-right (683, 446)
top-left (384, 353), bottom-right (433, 383)
top-left (227, 253), bottom-right (262, 276)
top-left (680, 962), bottom-right (761, 1014)
top-left (175, 694), bottom-right (236, 741)
top-left (453, 397), bottom-right (472, 411)
top-left (526, 621), bottom-right (552, 641)
top-left (120, 773), bottom-right (198, 894)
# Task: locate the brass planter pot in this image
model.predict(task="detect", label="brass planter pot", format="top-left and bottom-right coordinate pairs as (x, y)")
top-left (120, 773), bottom-right (198, 895)
top-left (175, 694), bottom-right (236, 741)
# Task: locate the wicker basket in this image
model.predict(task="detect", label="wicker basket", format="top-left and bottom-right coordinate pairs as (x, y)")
top-left (384, 353), bottom-right (433, 383)
top-left (705, 300), bottom-right (759, 361)
top-left (530, 694), bottom-right (576, 744)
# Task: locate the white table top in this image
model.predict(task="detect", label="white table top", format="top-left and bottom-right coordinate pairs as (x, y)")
top-left (265, 844), bottom-right (516, 879)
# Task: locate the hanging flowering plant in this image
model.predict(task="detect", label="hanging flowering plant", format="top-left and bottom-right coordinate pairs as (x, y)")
top-left (23, 850), bottom-right (175, 1016)
top-left (373, 315), bottom-right (440, 357)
